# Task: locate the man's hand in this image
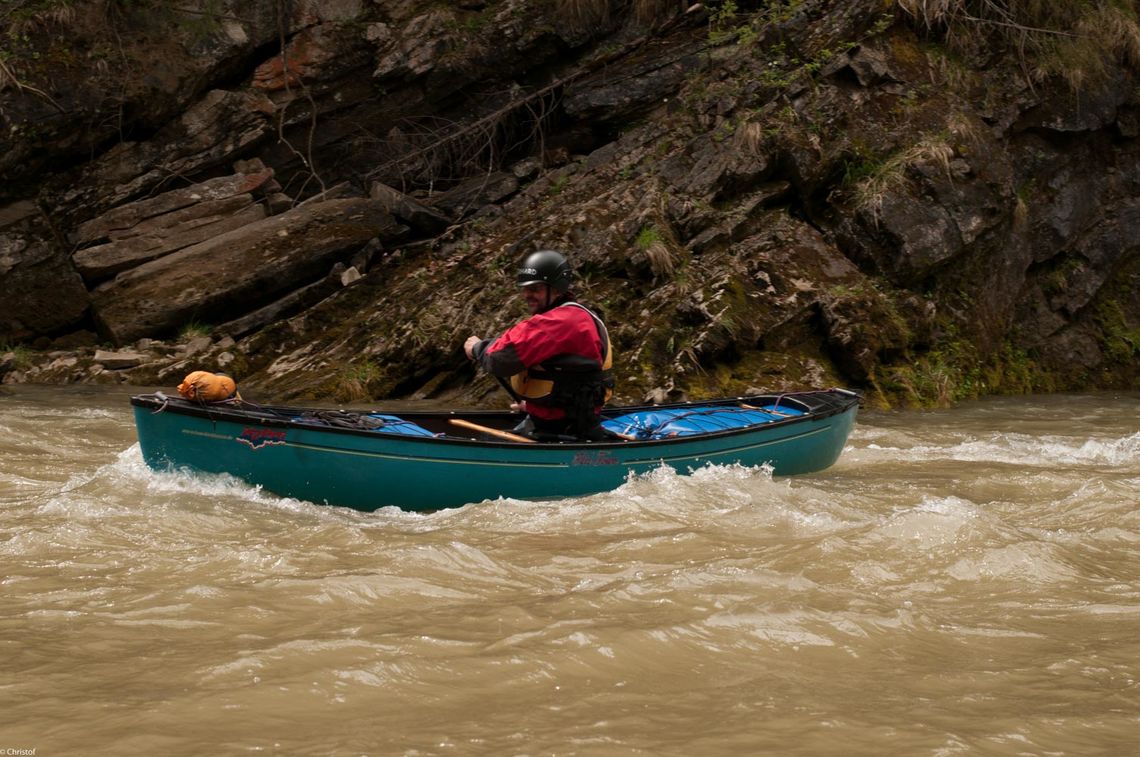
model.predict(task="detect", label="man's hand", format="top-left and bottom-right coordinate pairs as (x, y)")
top-left (464, 335), bottom-right (482, 360)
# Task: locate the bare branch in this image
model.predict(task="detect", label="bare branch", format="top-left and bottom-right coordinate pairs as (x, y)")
top-left (0, 56), bottom-right (65, 112)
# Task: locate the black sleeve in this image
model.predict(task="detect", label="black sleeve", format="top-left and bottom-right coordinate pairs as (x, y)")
top-left (474, 339), bottom-right (525, 378)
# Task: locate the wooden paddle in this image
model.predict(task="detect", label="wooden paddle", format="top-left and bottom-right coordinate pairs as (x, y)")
top-left (740, 402), bottom-right (795, 417)
top-left (449, 418), bottom-right (535, 443)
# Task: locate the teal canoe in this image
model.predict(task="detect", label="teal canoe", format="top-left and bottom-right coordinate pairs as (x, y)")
top-left (130, 389), bottom-right (860, 511)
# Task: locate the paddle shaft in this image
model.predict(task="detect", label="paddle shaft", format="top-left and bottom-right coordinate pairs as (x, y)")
top-left (449, 418), bottom-right (535, 443)
top-left (740, 402), bottom-right (794, 417)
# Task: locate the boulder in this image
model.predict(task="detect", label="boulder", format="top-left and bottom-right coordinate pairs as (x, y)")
top-left (91, 198), bottom-right (401, 344)
top-left (52, 90), bottom-right (276, 226)
top-left (0, 201), bottom-right (89, 343)
top-left (1014, 69), bottom-right (1130, 134)
top-left (373, 9), bottom-right (460, 81)
top-left (340, 265), bottom-right (363, 286)
top-left (73, 195), bottom-right (267, 282)
top-left (563, 44), bottom-right (701, 123)
top-left (93, 349), bottom-right (148, 370)
top-left (429, 171), bottom-right (519, 218)
top-left (1054, 199), bottom-right (1140, 316)
top-left (214, 265), bottom-right (348, 340)
top-left (861, 192), bottom-right (964, 285)
top-left (369, 182), bottom-right (452, 234)
top-left (252, 19), bottom-right (371, 93)
top-left (71, 168), bottom-right (275, 245)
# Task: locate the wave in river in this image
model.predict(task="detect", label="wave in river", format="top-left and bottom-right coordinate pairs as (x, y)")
top-left (857, 429), bottom-right (1139, 468)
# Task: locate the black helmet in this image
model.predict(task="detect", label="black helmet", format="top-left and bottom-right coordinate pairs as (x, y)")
top-left (516, 250), bottom-right (573, 292)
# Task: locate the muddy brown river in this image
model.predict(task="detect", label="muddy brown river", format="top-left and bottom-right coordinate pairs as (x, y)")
top-left (2, 386), bottom-right (1137, 755)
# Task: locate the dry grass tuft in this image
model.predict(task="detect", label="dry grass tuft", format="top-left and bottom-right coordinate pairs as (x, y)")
top-left (1, 1), bottom-right (78, 36)
top-left (644, 239), bottom-right (676, 277)
top-left (853, 136), bottom-right (956, 221)
top-left (897, 0), bottom-right (1140, 91)
top-left (633, 0), bottom-right (683, 25)
top-left (335, 361), bottom-right (381, 403)
top-left (561, 0), bottom-right (612, 30)
top-left (733, 120), bottom-right (768, 155)
top-left (1077, 2), bottom-right (1140, 71)
top-left (0, 2), bottom-right (76, 105)
top-left (635, 222), bottom-right (680, 278)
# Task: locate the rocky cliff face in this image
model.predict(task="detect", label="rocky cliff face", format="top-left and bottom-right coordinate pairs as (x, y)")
top-left (1, 0), bottom-right (1137, 406)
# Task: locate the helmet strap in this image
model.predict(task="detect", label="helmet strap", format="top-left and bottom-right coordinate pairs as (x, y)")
top-left (535, 288), bottom-right (574, 314)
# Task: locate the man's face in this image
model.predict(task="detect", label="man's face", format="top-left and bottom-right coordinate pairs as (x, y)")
top-left (521, 283), bottom-right (551, 314)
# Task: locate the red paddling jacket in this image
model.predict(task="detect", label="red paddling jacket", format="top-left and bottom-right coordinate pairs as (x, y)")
top-left (470, 301), bottom-right (614, 427)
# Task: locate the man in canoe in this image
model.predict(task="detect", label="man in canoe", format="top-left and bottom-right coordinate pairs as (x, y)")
top-left (464, 250), bottom-right (615, 441)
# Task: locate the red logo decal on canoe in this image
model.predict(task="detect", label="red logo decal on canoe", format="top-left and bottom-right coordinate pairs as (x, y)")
top-left (238, 427), bottom-right (286, 450)
top-left (571, 450), bottom-right (619, 466)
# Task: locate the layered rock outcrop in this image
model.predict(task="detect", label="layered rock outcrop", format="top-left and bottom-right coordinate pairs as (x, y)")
top-left (1, 0), bottom-right (1136, 404)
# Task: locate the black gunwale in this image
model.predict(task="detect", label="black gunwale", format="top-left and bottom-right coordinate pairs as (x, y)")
top-left (129, 389), bottom-right (860, 452)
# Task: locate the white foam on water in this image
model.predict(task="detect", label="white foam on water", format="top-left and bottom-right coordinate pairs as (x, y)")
top-left (458, 462), bottom-right (780, 529)
top-left (105, 443), bottom-right (281, 503)
top-left (868, 495), bottom-right (982, 550)
top-left (856, 430), bottom-right (1139, 469)
top-left (946, 542), bottom-right (1081, 583)
top-left (703, 609), bottom-right (838, 648)
top-left (93, 443), bottom-right (418, 531)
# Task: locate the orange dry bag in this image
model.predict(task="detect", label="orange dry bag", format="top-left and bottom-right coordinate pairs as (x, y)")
top-left (177, 371), bottom-right (238, 402)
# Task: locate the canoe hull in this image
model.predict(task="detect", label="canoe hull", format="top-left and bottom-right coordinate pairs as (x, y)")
top-left (131, 390), bottom-right (859, 511)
